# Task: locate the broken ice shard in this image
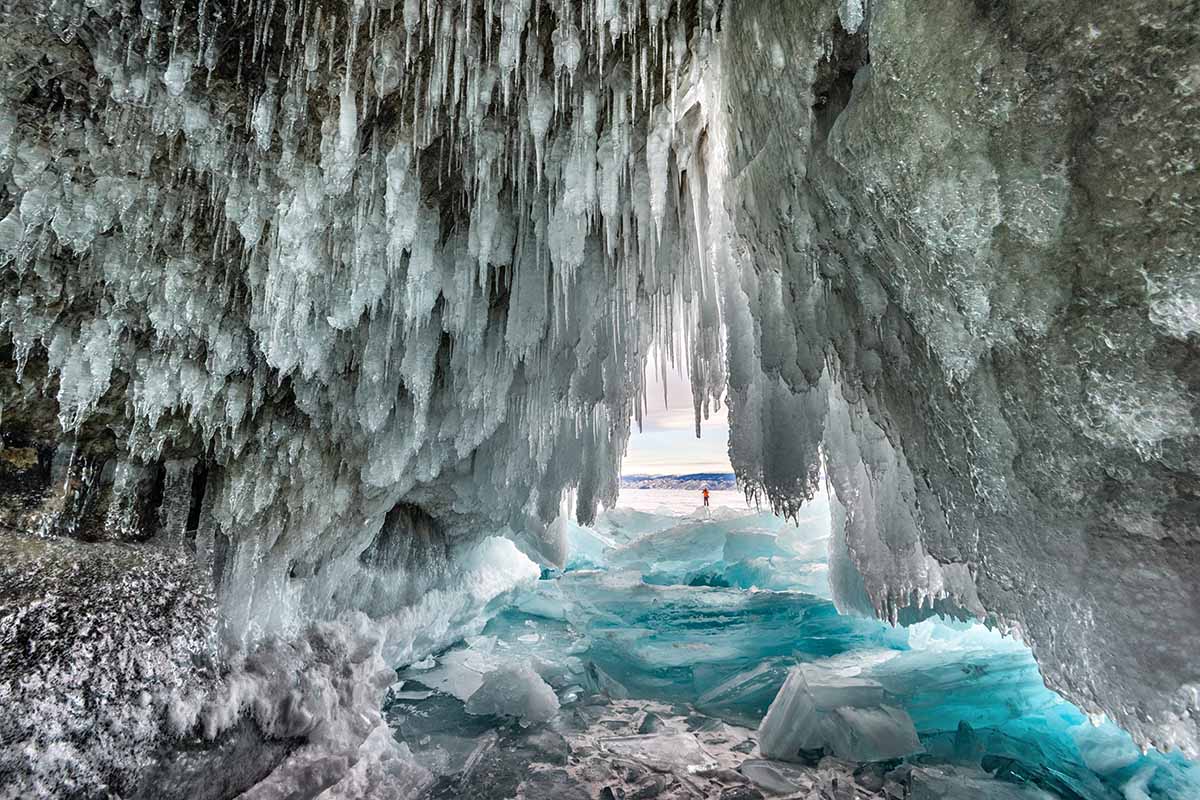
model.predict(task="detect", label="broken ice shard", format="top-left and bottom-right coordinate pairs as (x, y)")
top-left (464, 662), bottom-right (560, 725)
top-left (758, 663), bottom-right (921, 763)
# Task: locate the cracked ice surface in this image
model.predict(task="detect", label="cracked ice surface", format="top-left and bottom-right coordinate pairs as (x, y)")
top-left (385, 506), bottom-right (1200, 799)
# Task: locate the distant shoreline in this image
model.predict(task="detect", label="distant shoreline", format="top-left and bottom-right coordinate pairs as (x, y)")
top-left (620, 473), bottom-right (738, 491)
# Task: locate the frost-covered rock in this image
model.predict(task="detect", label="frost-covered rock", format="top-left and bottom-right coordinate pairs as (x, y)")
top-left (0, 534), bottom-right (217, 798)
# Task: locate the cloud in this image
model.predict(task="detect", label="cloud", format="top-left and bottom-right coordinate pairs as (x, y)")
top-left (625, 361), bottom-right (732, 475)
top-left (637, 406), bottom-right (701, 432)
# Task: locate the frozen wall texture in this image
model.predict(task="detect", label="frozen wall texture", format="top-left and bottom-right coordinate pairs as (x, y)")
top-left (0, 0), bottom-right (1198, 792)
top-left (0, 0), bottom-right (727, 791)
top-left (720, 0), bottom-right (1200, 757)
top-left (0, 0), bottom-right (727, 641)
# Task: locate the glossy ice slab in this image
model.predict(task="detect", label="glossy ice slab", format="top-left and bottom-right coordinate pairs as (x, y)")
top-left (462, 663), bottom-right (560, 725)
top-left (387, 507), bottom-right (1200, 799)
top-left (564, 505), bottom-right (832, 594)
top-left (758, 664), bottom-right (921, 763)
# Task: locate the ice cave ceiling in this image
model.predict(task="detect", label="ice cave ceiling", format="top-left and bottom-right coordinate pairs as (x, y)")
top-left (0, 0), bottom-right (1198, 794)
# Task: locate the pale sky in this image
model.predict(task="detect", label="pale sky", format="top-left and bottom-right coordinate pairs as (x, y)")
top-left (623, 361), bottom-right (733, 475)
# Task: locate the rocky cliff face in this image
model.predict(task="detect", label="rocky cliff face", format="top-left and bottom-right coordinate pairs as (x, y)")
top-left (1, 0), bottom-right (1197, 792)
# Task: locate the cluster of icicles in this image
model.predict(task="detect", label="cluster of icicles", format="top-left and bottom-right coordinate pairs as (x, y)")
top-left (0, 0), bottom-right (731, 640)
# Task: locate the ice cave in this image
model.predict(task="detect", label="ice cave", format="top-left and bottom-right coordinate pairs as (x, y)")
top-left (1, 0), bottom-right (1199, 798)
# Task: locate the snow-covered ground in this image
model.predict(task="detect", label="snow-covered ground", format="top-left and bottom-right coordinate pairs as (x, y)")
top-left (612, 484), bottom-right (835, 520)
top-left (612, 487), bottom-right (753, 515)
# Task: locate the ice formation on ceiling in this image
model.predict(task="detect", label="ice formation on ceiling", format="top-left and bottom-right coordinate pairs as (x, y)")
top-left (712, 0), bottom-right (1200, 760)
top-left (0, 0), bottom-right (728, 647)
top-left (2, 0), bottom-right (1199, 789)
top-left (0, 1), bottom-right (730, 790)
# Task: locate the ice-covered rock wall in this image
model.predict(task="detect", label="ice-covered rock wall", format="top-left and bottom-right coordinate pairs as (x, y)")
top-left (719, 0), bottom-right (1200, 756)
top-left (0, 0), bottom-right (726, 645)
top-left (0, 1), bottom-right (729, 791)
top-left (2, 0), bottom-right (1199, 790)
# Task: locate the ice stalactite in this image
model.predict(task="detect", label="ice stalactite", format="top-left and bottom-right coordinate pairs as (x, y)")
top-left (0, 0), bottom-right (727, 792)
top-left (719, 0), bottom-right (1200, 758)
top-left (0, 0), bottom-right (730, 640)
top-left (2, 0), bottom-right (1199, 793)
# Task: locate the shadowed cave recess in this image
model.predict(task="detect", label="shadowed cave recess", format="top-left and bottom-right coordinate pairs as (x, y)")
top-left (1, 0), bottom-right (1198, 797)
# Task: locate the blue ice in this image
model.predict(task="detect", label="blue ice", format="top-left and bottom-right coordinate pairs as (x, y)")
top-left (397, 505), bottom-right (1200, 799)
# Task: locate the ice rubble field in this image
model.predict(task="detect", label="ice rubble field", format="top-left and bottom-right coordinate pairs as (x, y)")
top-left (381, 502), bottom-right (1200, 800)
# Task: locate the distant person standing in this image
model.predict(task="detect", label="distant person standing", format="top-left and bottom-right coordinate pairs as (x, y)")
top-left (702, 487), bottom-right (710, 507)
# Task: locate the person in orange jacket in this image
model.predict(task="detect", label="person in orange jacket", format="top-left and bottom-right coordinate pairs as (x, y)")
top-left (702, 487), bottom-right (710, 507)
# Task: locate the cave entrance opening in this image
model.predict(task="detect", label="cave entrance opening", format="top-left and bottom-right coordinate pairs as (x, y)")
top-left (620, 349), bottom-right (744, 515)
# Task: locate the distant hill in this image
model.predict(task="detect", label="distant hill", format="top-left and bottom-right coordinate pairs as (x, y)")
top-left (620, 472), bottom-right (737, 490)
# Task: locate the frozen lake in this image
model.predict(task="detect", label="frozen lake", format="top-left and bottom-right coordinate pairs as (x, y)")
top-left (612, 487), bottom-right (753, 515)
top-left (613, 486), bottom-right (833, 529)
